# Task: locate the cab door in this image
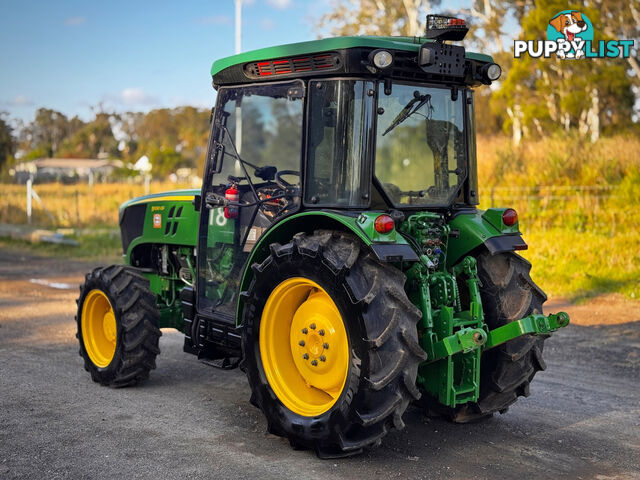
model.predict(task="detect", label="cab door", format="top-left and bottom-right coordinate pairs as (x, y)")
top-left (197, 80), bottom-right (305, 321)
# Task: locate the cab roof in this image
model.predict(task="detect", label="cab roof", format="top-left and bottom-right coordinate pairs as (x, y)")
top-left (210, 36), bottom-right (493, 77)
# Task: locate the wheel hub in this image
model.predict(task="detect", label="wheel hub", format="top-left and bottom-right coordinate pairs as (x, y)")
top-left (260, 278), bottom-right (349, 417)
top-left (103, 311), bottom-right (117, 343)
top-left (81, 289), bottom-right (117, 368)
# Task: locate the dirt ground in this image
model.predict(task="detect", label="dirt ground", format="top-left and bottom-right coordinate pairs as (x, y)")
top-left (1, 247), bottom-right (639, 480)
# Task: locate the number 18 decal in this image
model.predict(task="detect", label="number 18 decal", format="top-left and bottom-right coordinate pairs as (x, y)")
top-left (209, 207), bottom-right (228, 227)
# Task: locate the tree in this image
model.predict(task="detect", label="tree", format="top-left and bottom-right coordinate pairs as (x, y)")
top-left (494, 0), bottom-right (634, 143)
top-left (24, 108), bottom-right (73, 157)
top-left (58, 112), bottom-right (118, 158)
top-left (0, 112), bottom-right (16, 171)
top-left (316, 0), bottom-right (441, 37)
top-left (460, 0), bottom-right (510, 54)
top-left (591, 0), bottom-right (640, 87)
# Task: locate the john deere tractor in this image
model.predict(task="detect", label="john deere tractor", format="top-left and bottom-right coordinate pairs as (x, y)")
top-left (76, 16), bottom-right (569, 458)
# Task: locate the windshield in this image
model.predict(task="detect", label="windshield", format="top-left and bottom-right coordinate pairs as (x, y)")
top-left (375, 83), bottom-right (466, 207)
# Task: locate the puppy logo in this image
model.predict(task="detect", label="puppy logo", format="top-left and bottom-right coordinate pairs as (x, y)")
top-left (514, 11), bottom-right (633, 60)
top-left (547, 10), bottom-right (594, 59)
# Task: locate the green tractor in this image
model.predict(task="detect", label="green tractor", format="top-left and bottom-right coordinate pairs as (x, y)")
top-left (76, 15), bottom-right (569, 458)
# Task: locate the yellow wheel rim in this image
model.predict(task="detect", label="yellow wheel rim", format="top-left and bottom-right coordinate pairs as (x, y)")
top-left (81, 289), bottom-right (117, 368)
top-left (260, 277), bottom-right (350, 417)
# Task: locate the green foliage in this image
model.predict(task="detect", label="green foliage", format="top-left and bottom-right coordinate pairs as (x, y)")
top-left (22, 108), bottom-right (86, 157)
top-left (0, 112), bottom-right (15, 172)
top-left (58, 112), bottom-right (118, 158)
top-left (10, 106), bottom-right (210, 179)
top-left (148, 147), bottom-right (187, 177)
top-left (0, 231), bottom-right (121, 262)
top-left (119, 106), bottom-right (210, 175)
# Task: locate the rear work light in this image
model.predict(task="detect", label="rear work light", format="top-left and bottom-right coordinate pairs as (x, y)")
top-left (374, 214), bottom-right (395, 234)
top-left (369, 49), bottom-right (393, 69)
top-left (502, 209), bottom-right (518, 226)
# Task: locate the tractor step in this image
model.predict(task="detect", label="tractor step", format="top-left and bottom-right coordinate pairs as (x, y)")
top-left (199, 356), bottom-right (241, 370)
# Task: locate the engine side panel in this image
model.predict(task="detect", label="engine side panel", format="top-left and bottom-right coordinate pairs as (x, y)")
top-left (119, 189), bottom-right (200, 263)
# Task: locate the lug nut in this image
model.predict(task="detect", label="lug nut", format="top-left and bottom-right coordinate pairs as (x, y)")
top-left (318, 329), bottom-right (325, 336)
top-left (303, 353), bottom-right (309, 360)
top-left (319, 355), bottom-right (326, 362)
top-left (311, 359), bottom-right (318, 366)
top-left (302, 328), bottom-right (308, 334)
top-left (310, 323), bottom-right (316, 330)
top-left (299, 340), bottom-right (305, 346)
top-left (323, 343), bottom-right (329, 349)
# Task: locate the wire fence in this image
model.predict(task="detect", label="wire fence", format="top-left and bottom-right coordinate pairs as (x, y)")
top-left (0, 182), bottom-right (192, 229)
top-left (481, 184), bottom-right (626, 234)
top-left (0, 182), bottom-right (630, 235)
top-left (487, 185), bottom-right (618, 205)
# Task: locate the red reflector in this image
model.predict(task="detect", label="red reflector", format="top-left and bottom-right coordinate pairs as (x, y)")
top-left (502, 209), bottom-right (518, 226)
top-left (448, 18), bottom-right (466, 26)
top-left (374, 215), bottom-right (395, 234)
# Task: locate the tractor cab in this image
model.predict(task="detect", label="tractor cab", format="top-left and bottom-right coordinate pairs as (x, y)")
top-left (198, 15), bottom-right (501, 319)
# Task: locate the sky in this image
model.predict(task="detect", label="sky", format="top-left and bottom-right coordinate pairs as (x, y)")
top-left (0, 0), bottom-right (331, 124)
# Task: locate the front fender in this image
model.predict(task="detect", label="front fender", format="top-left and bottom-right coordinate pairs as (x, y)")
top-left (446, 208), bottom-right (528, 267)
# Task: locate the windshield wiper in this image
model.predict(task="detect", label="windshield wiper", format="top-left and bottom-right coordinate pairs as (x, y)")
top-left (382, 91), bottom-right (432, 136)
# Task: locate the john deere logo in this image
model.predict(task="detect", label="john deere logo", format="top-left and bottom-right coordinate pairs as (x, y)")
top-left (514, 10), bottom-right (634, 59)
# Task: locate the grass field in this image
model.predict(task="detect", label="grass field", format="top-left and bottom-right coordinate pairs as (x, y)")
top-left (1, 135), bottom-right (638, 302)
top-left (474, 135), bottom-right (640, 301)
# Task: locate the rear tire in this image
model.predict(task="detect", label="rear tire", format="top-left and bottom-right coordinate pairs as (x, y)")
top-left (432, 251), bottom-right (548, 422)
top-left (241, 230), bottom-right (425, 458)
top-left (76, 265), bottom-right (161, 387)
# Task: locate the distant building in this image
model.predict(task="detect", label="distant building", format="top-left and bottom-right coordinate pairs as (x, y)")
top-left (12, 158), bottom-right (123, 183)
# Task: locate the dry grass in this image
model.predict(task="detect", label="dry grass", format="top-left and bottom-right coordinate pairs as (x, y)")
top-left (477, 135), bottom-right (640, 301)
top-left (477, 134), bottom-right (640, 188)
top-left (0, 182), bottom-right (191, 228)
top-left (1, 134), bottom-right (638, 301)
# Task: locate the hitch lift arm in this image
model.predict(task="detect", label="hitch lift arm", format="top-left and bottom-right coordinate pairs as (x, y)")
top-left (426, 312), bottom-right (570, 364)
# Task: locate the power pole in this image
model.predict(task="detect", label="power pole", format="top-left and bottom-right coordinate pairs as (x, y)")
top-left (235, 0), bottom-right (243, 159)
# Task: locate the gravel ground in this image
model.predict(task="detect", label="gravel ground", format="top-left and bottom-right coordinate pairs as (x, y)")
top-left (1, 247), bottom-right (639, 480)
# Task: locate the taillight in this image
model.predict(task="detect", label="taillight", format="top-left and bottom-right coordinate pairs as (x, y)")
top-left (502, 209), bottom-right (518, 226)
top-left (374, 214), bottom-right (394, 234)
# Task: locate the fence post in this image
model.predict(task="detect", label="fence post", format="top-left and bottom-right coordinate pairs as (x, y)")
top-left (75, 189), bottom-right (80, 226)
top-left (26, 177), bottom-right (32, 224)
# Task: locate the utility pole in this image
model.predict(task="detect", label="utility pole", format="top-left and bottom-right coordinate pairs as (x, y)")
top-left (235, 0), bottom-right (243, 160)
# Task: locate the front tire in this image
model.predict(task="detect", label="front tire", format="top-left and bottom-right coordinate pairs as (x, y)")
top-left (241, 231), bottom-right (425, 458)
top-left (76, 265), bottom-right (161, 387)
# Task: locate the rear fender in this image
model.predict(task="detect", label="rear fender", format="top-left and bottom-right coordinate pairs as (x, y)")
top-left (446, 208), bottom-right (528, 268)
top-left (236, 211), bottom-right (419, 325)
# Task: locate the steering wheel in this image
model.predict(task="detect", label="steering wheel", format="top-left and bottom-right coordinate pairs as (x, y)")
top-left (274, 170), bottom-right (300, 189)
